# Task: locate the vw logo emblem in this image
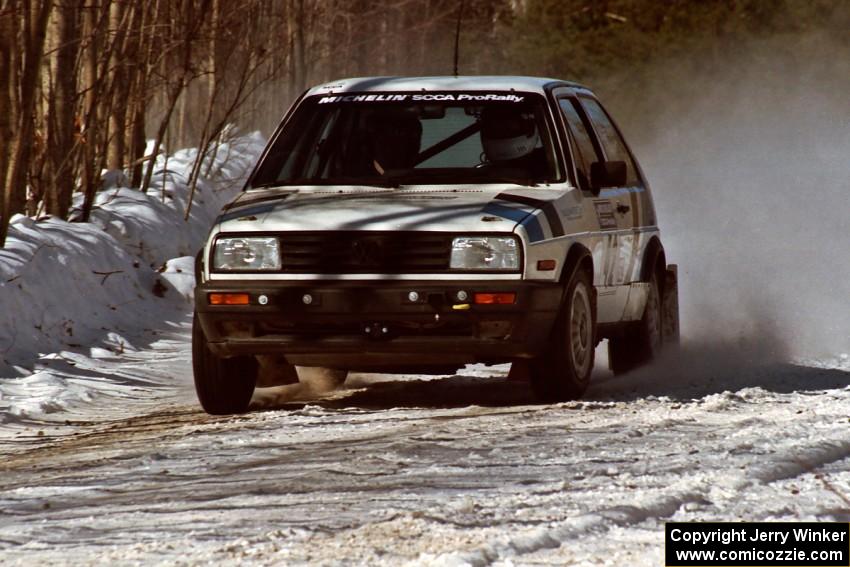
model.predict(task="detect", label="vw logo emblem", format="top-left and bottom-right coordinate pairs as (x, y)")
top-left (351, 237), bottom-right (384, 266)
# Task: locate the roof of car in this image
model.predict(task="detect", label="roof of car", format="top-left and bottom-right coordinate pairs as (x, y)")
top-left (305, 76), bottom-right (588, 96)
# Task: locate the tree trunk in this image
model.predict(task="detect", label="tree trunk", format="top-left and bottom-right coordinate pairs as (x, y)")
top-left (127, 0), bottom-right (158, 188)
top-left (45, 0), bottom-right (79, 218)
top-left (78, 0), bottom-right (101, 222)
top-left (128, 92), bottom-right (147, 187)
top-left (141, 0), bottom-right (209, 194)
top-left (1, 0), bottom-right (53, 248)
top-left (0, 4), bottom-right (15, 216)
top-left (293, 0), bottom-right (306, 92)
top-left (106, 0), bottom-right (127, 171)
top-left (140, 78), bottom-right (182, 194)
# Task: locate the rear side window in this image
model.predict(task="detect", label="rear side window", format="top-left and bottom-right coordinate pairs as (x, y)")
top-left (558, 98), bottom-right (602, 192)
top-left (580, 97), bottom-right (641, 186)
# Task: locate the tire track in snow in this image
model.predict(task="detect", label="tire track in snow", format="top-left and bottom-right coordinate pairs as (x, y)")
top-left (0, 362), bottom-right (848, 565)
top-left (416, 415), bottom-right (850, 566)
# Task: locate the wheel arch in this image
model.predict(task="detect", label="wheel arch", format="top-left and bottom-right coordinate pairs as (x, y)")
top-left (558, 242), bottom-right (596, 325)
top-left (560, 242), bottom-right (594, 285)
top-left (194, 249), bottom-right (204, 285)
top-left (640, 236), bottom-right (667, 294)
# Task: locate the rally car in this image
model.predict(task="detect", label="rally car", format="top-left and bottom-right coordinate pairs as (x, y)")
top-left (192, 76), bottom-right (679, 414)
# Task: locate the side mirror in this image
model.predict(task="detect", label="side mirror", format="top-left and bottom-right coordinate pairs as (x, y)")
top-left (590, 160), bottom-right (627, 194)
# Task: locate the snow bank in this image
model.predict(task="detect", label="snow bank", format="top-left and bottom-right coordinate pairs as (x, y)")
top-left (79, 135), bottom-right (262, 268)
top-left (0, 133), bottom-right (265, 423)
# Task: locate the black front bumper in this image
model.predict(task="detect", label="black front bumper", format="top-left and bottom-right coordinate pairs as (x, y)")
top-left (195, 280), bottom-right (562, 367)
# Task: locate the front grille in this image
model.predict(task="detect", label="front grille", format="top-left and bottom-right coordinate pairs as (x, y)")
top-left (279, 231), bottom-right (452, 273)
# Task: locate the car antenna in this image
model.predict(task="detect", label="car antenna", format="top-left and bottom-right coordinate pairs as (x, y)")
top-left (453, 0), bottom-right (465, 77)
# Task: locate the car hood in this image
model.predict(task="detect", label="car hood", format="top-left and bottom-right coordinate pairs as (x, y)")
top-left (215, 185), bottom-right (565, 234)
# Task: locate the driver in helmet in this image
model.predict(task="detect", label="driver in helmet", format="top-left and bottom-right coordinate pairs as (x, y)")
top-left (479, 106), bottom-right (547, 178)
top-left (346, 109), bottom-right (422, 176)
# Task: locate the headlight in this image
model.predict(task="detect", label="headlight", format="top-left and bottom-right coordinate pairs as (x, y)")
top-left (450, 236), bottom-right (520, 271)
top-left (213, 237), bottom-right (281, 271)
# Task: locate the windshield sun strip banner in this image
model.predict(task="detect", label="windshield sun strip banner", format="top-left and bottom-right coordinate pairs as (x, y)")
top-left (317, 93), bottom-right (527, 104)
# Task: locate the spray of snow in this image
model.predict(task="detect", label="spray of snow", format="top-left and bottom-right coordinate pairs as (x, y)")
top-left (607, 32), bottom-right (850, 364)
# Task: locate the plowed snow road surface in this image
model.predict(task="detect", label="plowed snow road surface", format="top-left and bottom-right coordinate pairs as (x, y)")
top-left (1, 319), bottom-right (848, 566)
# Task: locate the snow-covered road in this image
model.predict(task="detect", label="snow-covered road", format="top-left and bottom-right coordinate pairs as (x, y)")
top-left (1, 324), bottom-right (848, 566)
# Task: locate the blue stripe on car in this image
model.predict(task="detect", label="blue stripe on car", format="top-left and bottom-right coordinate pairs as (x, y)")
top-left (482, 203), bottom-right (545, 243)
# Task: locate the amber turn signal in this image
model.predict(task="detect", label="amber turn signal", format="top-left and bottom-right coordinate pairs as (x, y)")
top-left (473, 292), bottom-right (516, 305)
top-left (537, 259), bottom-right (556, 271)
top-left (209, 293), bottom-right (250, 305)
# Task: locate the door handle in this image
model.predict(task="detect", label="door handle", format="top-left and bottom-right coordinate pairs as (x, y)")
top-left (616, 203), bottom-right (630, 214)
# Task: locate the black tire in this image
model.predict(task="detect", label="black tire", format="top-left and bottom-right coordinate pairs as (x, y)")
top-left (192, 313), bottom-right (257, 415)
top-left (530, 266), bottom-right (595, 402)
top-left (608, 270), bottom-right (662, 375)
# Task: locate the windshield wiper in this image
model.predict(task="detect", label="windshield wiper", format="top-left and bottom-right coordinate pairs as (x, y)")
top-left (251, 181), bottom-right (289, 189)
top-left (481, 176), bottom-right (539, 187)
top-left (258, 177), bottom-right (402, 189)
top-left (382, 169), bottom-right (538, 188)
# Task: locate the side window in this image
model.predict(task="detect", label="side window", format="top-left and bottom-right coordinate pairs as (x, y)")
top-left (580, 97), bottom-right (641, 186)
top-left (558, 98), bottom-right (603, 192)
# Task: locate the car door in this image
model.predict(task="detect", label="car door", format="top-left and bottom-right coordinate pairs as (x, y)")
top-left (577, 96), bottom-right (648, 286)
top-left (556, 96), bottom-right (623, 291)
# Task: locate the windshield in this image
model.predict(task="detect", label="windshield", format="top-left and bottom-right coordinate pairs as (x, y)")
top-left (251, 92), bottom-right (563, 187)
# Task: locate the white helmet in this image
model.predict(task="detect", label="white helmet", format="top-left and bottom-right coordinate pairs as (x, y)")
top-left (481, 107), bottom-right (539, 162)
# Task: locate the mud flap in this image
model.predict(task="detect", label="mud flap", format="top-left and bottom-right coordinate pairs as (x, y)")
top-left (662, 264), bottom-right (680, 345)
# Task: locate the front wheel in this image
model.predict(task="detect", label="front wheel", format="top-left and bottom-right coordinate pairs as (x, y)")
top-left (530, 267), bottom-right (595, 402)
top-left (192, 313), bottom-right (257, 415)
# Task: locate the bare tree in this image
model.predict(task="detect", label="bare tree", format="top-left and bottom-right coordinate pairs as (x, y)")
top-left (44, 0), bottom-right (80, 218)
top-left (140, 0), bottom-right (211, 194)
top-left (184, 0), bottom-right (280, 219)
top-left (105, 0), bottom-right (128, 171)
top-left (76, 0), bottom-right (108, 222)
top-left (0, 2), bottom-right (16, 215)
top-left (1, 0), bottom-right (53, 247)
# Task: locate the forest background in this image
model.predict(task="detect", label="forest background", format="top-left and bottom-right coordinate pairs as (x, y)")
top-left (1, 0), bottom-right (848, 247)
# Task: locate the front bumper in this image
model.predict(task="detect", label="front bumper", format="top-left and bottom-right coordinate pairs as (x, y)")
top-left (195, 280), bottom-right (562, 367)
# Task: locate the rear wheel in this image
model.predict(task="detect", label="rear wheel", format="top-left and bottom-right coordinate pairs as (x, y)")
top-left (530, 267), bottom-right (595, 402)
top-left (608, 270), bottom-right (662, 375)
top-left (192, 313), bottom-right (257, 414)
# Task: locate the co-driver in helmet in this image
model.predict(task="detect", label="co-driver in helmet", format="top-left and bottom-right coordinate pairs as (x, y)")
top-left (479, 106), bottom-right (547, 180)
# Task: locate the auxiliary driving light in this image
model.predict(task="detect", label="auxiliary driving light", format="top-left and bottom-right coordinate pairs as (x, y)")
top-left (209, 293), bottom-right (250, 305)
top-left (473, 292), bottom-right (516, 305)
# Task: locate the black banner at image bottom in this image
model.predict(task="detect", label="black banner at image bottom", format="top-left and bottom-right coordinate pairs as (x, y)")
top-left (665, 522), bottom-right (849, 566)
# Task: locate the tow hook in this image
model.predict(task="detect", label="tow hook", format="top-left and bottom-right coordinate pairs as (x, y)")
top-left (363, 322), bottom-right (391, 340)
